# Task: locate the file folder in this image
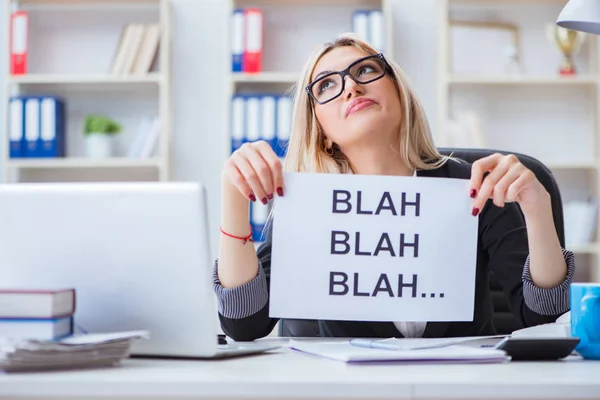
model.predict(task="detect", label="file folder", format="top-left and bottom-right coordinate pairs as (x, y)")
top-left (352, 10), bottom-right (369, 43)
top-left (9, 97), bottom-right (25, 158)
top-left (369, 10), bottom-right (384, 52)
top-left (246, 96), bottom-right (261, 144)
top-left (24, 97), bottom-right (41, 158)
top-left (243, 9), bottom-right (263, 73)
top-left (10, 11), bottom-right (28, 75)
top-left (231, 95), bottom-right (246, 153)
top-left (231, 9), bottom-right (244, 72)
top-left (250, 201), bottom-right (269, 242)
top-left (261, 95), bottom-right (277, 151)
top-left (40, 97), bottom-right (65, 158)
top-left (276, 96), bottom-right (292, 157)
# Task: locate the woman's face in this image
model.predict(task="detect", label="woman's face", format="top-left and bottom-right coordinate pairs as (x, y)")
top-left (310, 46), bottom-right (401, 151)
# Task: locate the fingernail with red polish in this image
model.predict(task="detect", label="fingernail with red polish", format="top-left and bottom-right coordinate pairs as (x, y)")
top-left (277, 187), bottom-right (284, 196)
top-left (472, 207), bottom-right (480, 217)
top-left (267, 193), bottom-right (274, 200)
top-left (249, 194), bottom-right (256, 202)
top-left (261, 197), bottom-right (268, 205)
top-left (470, 189), bottom-right (476, 198)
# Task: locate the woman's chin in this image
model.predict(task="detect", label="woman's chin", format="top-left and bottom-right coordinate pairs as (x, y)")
top-left (346, 114), bottom-right (389, 133)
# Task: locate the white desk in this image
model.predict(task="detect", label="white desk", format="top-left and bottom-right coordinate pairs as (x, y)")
top-left (1, 341), bottom-right (599, 400)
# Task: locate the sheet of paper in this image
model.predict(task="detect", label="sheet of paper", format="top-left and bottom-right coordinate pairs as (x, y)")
top-left (269, 172), bottom-right (478, 322)
top-left (58, 330), bottom-right (149, 345)
top-left (374, 335), bottom-right (506, 350)
top-left (288, 340), bottom-right (508, 363)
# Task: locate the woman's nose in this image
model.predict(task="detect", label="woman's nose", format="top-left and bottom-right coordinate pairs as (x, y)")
top-left (343, 76), bottom-right (362, 99)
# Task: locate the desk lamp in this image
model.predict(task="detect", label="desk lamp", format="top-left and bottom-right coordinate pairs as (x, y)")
top-left (557, 0), bottom-right (600, 34)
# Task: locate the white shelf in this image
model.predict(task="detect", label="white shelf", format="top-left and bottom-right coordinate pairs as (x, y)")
top-left (234, 0), bottom-right (383, 6)
top-left (19, 0), bottom-right (160, 11)
top-left (6, 158), bottom-right (162, 169)
top-left (448, 75), bottom-right (598, 85)
top-left (21, 0), bottom-right (159, 3)
top-left (9, 73), bottom-right (163, 85)
top-left (449, 0), bottom-right (568, 4)
top-left (232, 72), bottom-right (299, 84)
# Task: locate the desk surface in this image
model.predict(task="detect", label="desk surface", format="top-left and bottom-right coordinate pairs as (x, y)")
top-left (1, 339), bottom-right (599, 400)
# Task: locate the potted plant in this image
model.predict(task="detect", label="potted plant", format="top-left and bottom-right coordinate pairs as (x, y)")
top-left (83, 115), bottom-right (122, 158)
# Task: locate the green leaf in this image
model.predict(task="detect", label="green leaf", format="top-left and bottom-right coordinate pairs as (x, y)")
top-left (83, 115), bottom-right (122, 135)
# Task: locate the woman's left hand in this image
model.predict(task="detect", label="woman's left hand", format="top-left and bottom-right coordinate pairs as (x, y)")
top-left (469, 153), bottom-right (549, 217)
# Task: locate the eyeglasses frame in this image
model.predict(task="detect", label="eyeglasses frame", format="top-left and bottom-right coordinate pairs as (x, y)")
top-left (305, 53), bottom-right (390, 105)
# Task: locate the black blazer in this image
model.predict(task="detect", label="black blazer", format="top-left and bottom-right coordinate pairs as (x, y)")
top-left (219, 158), bottom-right (563, 341)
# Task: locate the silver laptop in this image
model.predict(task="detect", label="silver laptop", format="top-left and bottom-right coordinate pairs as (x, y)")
top-left (0, 182), bottom-right (279, 359)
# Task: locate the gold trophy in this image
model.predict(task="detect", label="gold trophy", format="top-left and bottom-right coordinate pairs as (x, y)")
top-left (547, 23), bottom-right (587, 75)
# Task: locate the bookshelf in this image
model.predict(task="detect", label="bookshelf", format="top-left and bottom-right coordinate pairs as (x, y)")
top-left (1, 0), bottom-right (172, 183)
top-left (437, 0), bottom-right (600, 283)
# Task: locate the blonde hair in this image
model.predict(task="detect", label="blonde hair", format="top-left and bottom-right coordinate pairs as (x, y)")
top-left (282, 33), bottom-right (449, 174)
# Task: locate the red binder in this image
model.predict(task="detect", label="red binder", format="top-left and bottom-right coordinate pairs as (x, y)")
top-left (10, 11), bottom-right (28, 75)
top-left (243, 8), bottom-right (263, 73)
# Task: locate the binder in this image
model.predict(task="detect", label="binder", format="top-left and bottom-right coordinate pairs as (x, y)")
top-left (369, 10), bottom-right (384, 52)
top-left (250, 201), bottom-right (269, 242)
top-left (243, 9), bottom-right (263, 73)
top-left (231, 95), bottom-right (246, 153)
top-left (231, 9), bottom-right (244, 72)
top-left (351, 10), bottom-right (369, 44)
top-left (40, 97), bottom-right (66, 158)
top-left (10, 11), bottom-right (28, 75)
top-left (9, 97), bottom-right (25, 158)
top-left (24, 97), bottom-right (41, 158)
top-left (261, 95), bottom-right (277, 151)
top-left (245, 96), bottom-right (261, 144)
top-left (276, 96), bottom-right (293, 157)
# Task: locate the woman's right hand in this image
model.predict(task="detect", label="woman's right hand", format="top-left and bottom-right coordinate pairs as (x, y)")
top-left (222, 141), bottom-right (285, 205)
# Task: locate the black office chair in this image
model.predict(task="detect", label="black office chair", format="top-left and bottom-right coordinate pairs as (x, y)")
top-left (278, 148), bottom-right (566, 337)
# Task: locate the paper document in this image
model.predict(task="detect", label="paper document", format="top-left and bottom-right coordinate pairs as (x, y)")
top-left (0, 331), bottom-right (149, 372)
top-left (368, 335), bottom-right (506, 350)
top-left (270, 172), bottom-right (479, 322)
top-left (58, 330), bottom-right (149, 345)
top-left (288, 340), bottom-right (509, 363)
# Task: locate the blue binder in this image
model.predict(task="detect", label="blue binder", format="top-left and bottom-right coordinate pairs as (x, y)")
top-left (39, 97), bottom-right (66, 158)
top-left (276, 95), bottom-right (292, 157)
top-left (8, 97), bottom-right (25, 158)
top-left (24, 97), bottom-right (41, 158)
top-left (231, 9), bottom-right (244, 72)
top-left (231, 95), bottom-right (246, 153)
top-left (250, 201), bottom-right (269, 242)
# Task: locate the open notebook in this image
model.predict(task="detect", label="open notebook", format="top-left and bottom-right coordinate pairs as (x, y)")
top-left (288, 340), bottom-right (509, 364)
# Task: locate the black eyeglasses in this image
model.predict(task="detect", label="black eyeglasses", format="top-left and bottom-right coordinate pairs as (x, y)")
top-left (306, 53), bottom-right (389, 105)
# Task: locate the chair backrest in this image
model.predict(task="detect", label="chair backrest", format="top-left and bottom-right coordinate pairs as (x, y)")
top-left (278, 148), bottom-right (565, 337)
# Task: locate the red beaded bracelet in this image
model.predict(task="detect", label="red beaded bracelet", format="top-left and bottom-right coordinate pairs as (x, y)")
top-left (220, 225), bottom-right (254, 245)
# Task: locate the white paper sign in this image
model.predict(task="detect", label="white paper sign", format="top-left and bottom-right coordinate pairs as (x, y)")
top-left (269, 172), bottom-right (479, 322)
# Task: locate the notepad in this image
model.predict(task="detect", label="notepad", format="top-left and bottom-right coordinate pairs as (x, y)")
top-left (288, 340), bottom-right (509, 363)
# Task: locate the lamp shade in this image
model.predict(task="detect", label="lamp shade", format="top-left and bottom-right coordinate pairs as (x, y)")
top-left (557, 0), bottom-right (600, 34)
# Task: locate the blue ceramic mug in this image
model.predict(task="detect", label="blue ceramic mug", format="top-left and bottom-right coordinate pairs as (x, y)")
top-left (571, 283), bottom-right (600, 360)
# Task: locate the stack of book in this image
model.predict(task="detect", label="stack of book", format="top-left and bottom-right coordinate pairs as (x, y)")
top-left (0, 289), bottom-right (149, 372)
top-left (0, 331), bottom-right (149, 373)
top-left (0, 289), bottom-right (76, 341)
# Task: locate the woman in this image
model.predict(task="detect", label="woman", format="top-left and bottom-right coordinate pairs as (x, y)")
top-left (214, 34), bottom-right (575, 341)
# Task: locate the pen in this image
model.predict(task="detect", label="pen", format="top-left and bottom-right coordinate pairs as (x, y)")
top-left (349, 338), bottom-right (400, 351)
